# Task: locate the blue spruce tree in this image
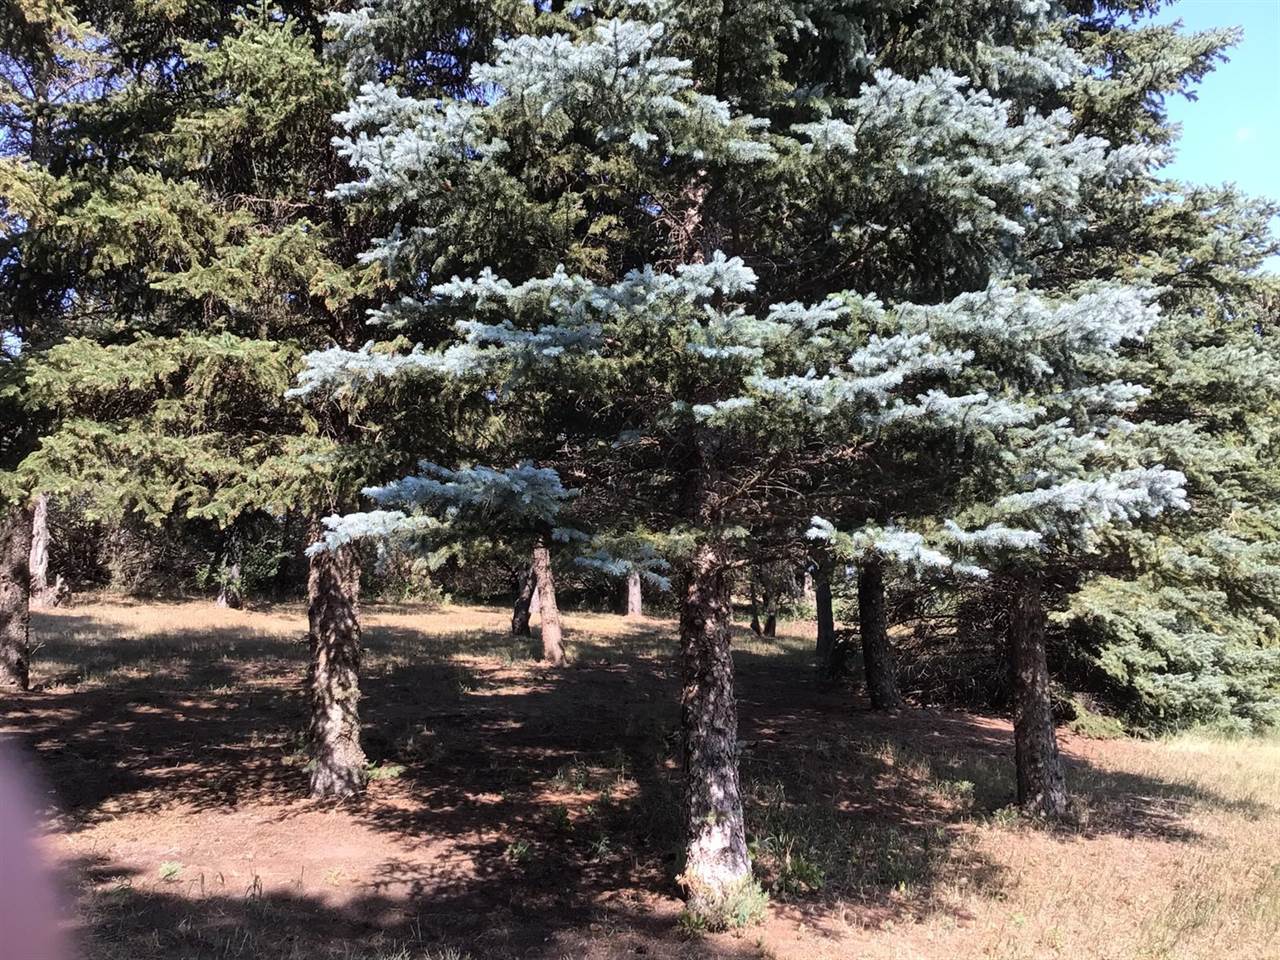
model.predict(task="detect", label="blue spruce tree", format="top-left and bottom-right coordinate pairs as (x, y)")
top-left (302, 0), bottom-right (1201, 921)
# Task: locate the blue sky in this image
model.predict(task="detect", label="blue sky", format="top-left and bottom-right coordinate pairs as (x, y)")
top-left (1155, 0), bottom-right (1279, 265)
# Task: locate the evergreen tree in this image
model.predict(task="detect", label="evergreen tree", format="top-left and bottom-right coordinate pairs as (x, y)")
top-left (2, 0), bottom-right (117, 688)
top-left (4, 3), bottom-right (449, 794)
top-left (1028, 6), bottom-right (1280, 733)
top-left (302, 0), bottom-right (1176, 915)
top-left (802, 1), bottom-right (1280, 744)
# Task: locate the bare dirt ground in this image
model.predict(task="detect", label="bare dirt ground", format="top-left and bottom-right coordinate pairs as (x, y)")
top-left (1, 600), bottom-right (1277, 960)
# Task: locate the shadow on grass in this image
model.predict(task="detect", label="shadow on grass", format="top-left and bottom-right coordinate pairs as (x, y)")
top-left (2, 603), bottom-right (1265, 957)
top-left (68, 854), bottom-right (769, 960)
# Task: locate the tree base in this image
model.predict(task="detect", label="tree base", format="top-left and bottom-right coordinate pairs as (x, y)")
top-left (30, 576), bottom-right (69, 610)
top-left (308, 745), bottom-right (367, 800)
top-left (677, 874), bottom-right (768, 933)
top-left (1019, 785), bottom-right (1073, 822)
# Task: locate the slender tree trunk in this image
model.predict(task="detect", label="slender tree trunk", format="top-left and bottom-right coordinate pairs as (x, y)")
top-left (532, 535), bottom-right (564, 665)
top-left (511, 564), bottom-right (536, 637)
top-left (748, 570), bottom-right (762, 635)
top-left (679, 541), bottom-right (752, 917)
top-left (1008, 573), bottom-right (1070, 818)
top-left (626, 569), bottom-right (643, 618)
top-left (306, 528), bottom-right (366, 799)
top-left (762, 590), bottom-right (777, 638)
top-left (28, 494), bottom-right (48, 596)
top-left (1, 502), bottom-right (32, 691)
top-left (216, 528), bottom-right (244, 609)
top-left (815, 571), bottom-right (835, 668)
top-left (859, 559), bottom-right (902, 709)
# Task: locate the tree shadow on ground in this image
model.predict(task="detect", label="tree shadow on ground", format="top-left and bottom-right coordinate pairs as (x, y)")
top-left (67, 854), bottom-right (766, 960)
top-left (2, 604), bottom-right (1264, 958)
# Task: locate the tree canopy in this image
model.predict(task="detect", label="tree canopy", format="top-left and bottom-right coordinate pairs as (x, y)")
top-left (1, 0), bottom-right (1277, 929)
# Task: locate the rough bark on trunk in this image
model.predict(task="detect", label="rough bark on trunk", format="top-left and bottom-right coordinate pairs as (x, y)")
top-left (678, 542), bottom-right (752, 917)
top-left (625, 569), bottom-right (643, 618)
top-left (1, 502), bottom-right (32, 691)
top-left (28, 495), bottom-right (63, 610)
top-left (28, 494), bottom-right (48, 596)
top-left (511, 564), bottom-right (536, 637)
top-left (306, 534), bottom-right (366, 799)
top-left (1009, 573), bottom-right (1070, 818)
top-left (815, 572), bottom-right (836, 668)
top-left (532, 535), bottom-right (564, 665)
top-left (859, 559), bottom-right (902, 709)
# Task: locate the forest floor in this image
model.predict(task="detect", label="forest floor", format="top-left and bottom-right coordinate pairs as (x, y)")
top-left (2, 600), bottom-right (1278, 960)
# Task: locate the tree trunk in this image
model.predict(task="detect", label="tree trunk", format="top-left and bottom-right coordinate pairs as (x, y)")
top-left (529, 571), bottom-right (542, 616)
top-left (532, 535), bottom-right (564, 665)
top-left (625, 569), bottom-right (643, 618)
top-left (1008, 573), bottom-right (1070, 818)
top-left (511, 564), bottom-right (536, 637)
top-left (28, 494), bottom-right (48, 596)
top-left (306, 532), bottom-right (366, 799)
top-left (761, 586), bottom-right (777, 637)
top-left (216, 529), bottom-right (244, 609)
top-left (748, 571), bottom-right (762, 635)
top-left (28, 495), bottom-right (62, 610)
top-left (1, 502), bottom-right (32, 691)
top-left (859, 559), bottom-right (902, 709)
top-left (217, 561), bottom-right (243, 609)
top-left (678, 541), bottom-right (753, 919)
top-left (815, 571), bottom-right (835, 668)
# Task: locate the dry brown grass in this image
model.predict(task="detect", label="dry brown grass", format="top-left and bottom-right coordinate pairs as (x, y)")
top-left (767, 732), bottom-right (1280, 960)
top-left (4, 600), bottom-right (1277, 960)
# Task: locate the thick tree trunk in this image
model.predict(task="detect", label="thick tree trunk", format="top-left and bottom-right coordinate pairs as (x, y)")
top-left (28, 494), bottom-right (48, 596)
top-left (306, 534), bottom-right (366, 799)
top-left (1008, 573), bottom-right (1070, 818)
top-left (217, 561), bottom-right (243, 609)
top-left (679, 542), bottom-right (752, 918)
top-left (511, 564), bottom-right (536, 637)
top-left (532, 535), bottom-right (564, 665)
top-left (815, 572), bottom-right (836, 668)
top-left (625, 569), bottom-right (643, 618)
top-left (859, 559), bottom-right (902, 709)
top-left (1, 502), bottom-right (32, 691)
